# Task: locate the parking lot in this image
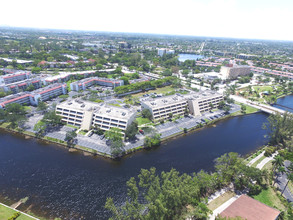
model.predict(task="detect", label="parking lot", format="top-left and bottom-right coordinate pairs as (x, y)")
top-left (22, 103), bottom-right (241, 155)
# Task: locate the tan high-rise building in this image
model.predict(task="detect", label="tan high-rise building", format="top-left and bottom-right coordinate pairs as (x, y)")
top-left (220, 64), bottom-right (251, 79)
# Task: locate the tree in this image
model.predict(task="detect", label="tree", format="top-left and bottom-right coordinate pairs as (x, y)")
top-left (241, 104), bottom-right (246, 114)
top-left (64, 130), bottom-right (77, 146)
top-left (105, 127), bottom-right (124, 157)
top-left (263, 112), bottom-right (293, 146)
top-left (37, 101), bottom-right (48, 112)
top-left (25, 84), bottom-right (35, 92)
top-left (223, 105), bottom-right (231, 114)
top-left (218, 101), bottom-right (226, 109)
top-left (120, 76), bottom-right (129, 85)
top-left (272, 155), bottom-right (284, 176)
top-left (5, 103), bottom-right (27, 128)
top-left (42, 110), bottom-right (62, 128)
top-left (125, 121), bottom-right (138, 140)
top-left (33, 121), bottom-right (47, 137)
top-left (142, 108), bottom-right (152, 120)
top-left (144, 134), bottom-right (161, 148)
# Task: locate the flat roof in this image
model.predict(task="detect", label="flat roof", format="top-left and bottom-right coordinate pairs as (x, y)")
top-left (220, 195), bottom-right (280, 220)
top-left (142, 91), bottom-right (222, 108)
top-left (57, 100), bottom-right (136, 120)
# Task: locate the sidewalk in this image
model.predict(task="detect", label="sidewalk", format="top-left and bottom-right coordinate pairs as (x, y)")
top-left (256, 152), bottom-right (278, 169)
top-left (247, 151), bottom-right (265, 167)
top-left (0, 202), bottom-right (39, 220)
top-left (209, 195), bottom-right (240, 220)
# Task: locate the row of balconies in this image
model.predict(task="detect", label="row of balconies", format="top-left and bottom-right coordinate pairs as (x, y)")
top-left (93, 115), bottom-right (127, 125)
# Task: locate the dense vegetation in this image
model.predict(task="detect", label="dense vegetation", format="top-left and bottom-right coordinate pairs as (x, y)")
top-left (105, 152), bottom-right (266, 219)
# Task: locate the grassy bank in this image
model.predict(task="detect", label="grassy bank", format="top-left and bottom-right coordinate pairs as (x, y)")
top-left (0, 203), bottom-right (36, 220)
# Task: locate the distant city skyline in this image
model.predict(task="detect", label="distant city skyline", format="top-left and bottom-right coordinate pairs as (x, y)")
top-left (1, 0), bottom-right (293, 41)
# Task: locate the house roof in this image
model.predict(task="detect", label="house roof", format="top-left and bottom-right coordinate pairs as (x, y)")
top-left (220, 195), bottom-right (280, 220)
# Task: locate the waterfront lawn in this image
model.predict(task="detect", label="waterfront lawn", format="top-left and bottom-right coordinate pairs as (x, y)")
top-left (0, 204), bottom-right (34, 220)
top-left (208, 191), bottom-right (236, 211)
top-left (136, 117), bottom-right (151, 126)
top-left (251, 155), bottom-right (266, 168)
top-left (245, 105), bottom-right (259, 114)
top-left (253, 187), bottom-right (285, 211)
top-left (262, 160), bottom-right (273, 170)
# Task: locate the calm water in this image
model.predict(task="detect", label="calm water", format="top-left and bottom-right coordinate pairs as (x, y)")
top-left (273, 94), bottom-right (293, 112)
top-left (0, 113), bottom-right (269, 219)
top-left (178, 53), bottom-right (204, 62)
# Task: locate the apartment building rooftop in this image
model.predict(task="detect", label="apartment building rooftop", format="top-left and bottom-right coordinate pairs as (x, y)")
top-left (142, 91), bottom-right (222, 108)
top-left (31, 83), bottom-right (66, 96)
top-left (58, 100), bottom-right (136, 120)
top-left (71, 77), bottom-right (123, 86)
top-left (142, 94), bottom-right (187, 108)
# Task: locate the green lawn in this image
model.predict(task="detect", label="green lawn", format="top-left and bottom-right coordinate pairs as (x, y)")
top-left (252, 86), bottom-right (275, 93)
top-left (245, 105), bottom-right (259, 114)
top-left (78, 130), bottom-right (87, 135)
top-left (136, 117), bottom-right (151, 126)
top-left (251, 155), bottom-right (266, 167)
top-left (0, 204), bottom-right (35, 220)
top-left (24, 106), bottom-right (32, 112)
top-left (253, 187), bottom-right (285, 211)
top-left (108, 103), bottom-right (121, 107)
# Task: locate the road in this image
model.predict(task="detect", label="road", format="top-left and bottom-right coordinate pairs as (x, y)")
top-left (231, 95), bottom-right (286, 115)
top-left (276, 160), bottom-right (293, 203)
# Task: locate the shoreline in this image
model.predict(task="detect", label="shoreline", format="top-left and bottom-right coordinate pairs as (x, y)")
top-left (0, 109), bottom-right (260, 160)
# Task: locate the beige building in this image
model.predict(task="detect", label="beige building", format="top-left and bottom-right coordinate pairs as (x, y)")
top-left (141, 91), bottom-right (223, 121)
top-left (220, 65), bottom-right (251, 79)
top-left (56, 100), bottom-right (136, 131)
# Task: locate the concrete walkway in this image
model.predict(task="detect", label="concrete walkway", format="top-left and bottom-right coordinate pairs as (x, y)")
top-left (208, 184), bottom-right (233, 204)
top-left (256, 152), bottom-right (278, 170)
top-left (0, 202), bottom-right (39, 220)
top-left (209, 195), bottom-right (240, 220)
top-left (247, 151), bottom-right (265, 167)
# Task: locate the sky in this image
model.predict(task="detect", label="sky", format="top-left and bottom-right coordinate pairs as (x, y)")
top-left (1, 0), bottom-right (293, 41)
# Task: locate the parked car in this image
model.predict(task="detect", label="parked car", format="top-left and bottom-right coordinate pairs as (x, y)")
top-left (139, 129), bottom-right (144, 134)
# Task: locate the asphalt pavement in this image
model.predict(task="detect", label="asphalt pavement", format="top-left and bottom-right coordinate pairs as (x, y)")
top-left (276, 160), bottom-right (293, 203)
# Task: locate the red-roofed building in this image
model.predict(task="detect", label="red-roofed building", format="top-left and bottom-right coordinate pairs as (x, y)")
top-left (219, 195), bottom-right (280, 220)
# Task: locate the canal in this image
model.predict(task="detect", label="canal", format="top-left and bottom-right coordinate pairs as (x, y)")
top-left (0, 112), bottom-right (269, 219)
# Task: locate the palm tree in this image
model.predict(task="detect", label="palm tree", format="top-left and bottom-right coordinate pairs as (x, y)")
top-left (273, 166), bottom-right (286, 186)
top-left (272, 155), bottom-right (284, 175)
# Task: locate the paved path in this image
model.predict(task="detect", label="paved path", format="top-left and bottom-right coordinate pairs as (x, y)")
top-left (276, 160), bottom-right (293, 203)
top-left (247, 151), bottom-right (265, 167)
top-left (209, 195), bottom-right (240, 220)
top-left (256, 152), bottom-right (278, 169)
top-left (0, 202), bottom-right (39, 220)
top-left (231, 95), bottom-right (287, 115)
top-left (208, 184), bottom-right (234, 204)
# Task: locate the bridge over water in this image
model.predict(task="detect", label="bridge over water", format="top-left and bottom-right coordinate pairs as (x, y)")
top-left (231, 95), bottom-right (288, 115)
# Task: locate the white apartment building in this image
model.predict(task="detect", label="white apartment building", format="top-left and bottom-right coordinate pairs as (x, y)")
top-left (0, 83), bottom-right (67, 108)
top-left (157, 48), bottom-right (175, 57)
top-left (187, 92), bottom-right (224, 116)
top-left (70, 77), bottom-right (124, 91)
top-left (56, 100), bottom-right (136, 131)
top-left (0, 71), bottom-right (30, 84)
top-left (141, 95), bottom-right (187, 121)
top-left (141, 91), bottom-right (223, 121)
top-left (220, 65), bottom-right (251, 79)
